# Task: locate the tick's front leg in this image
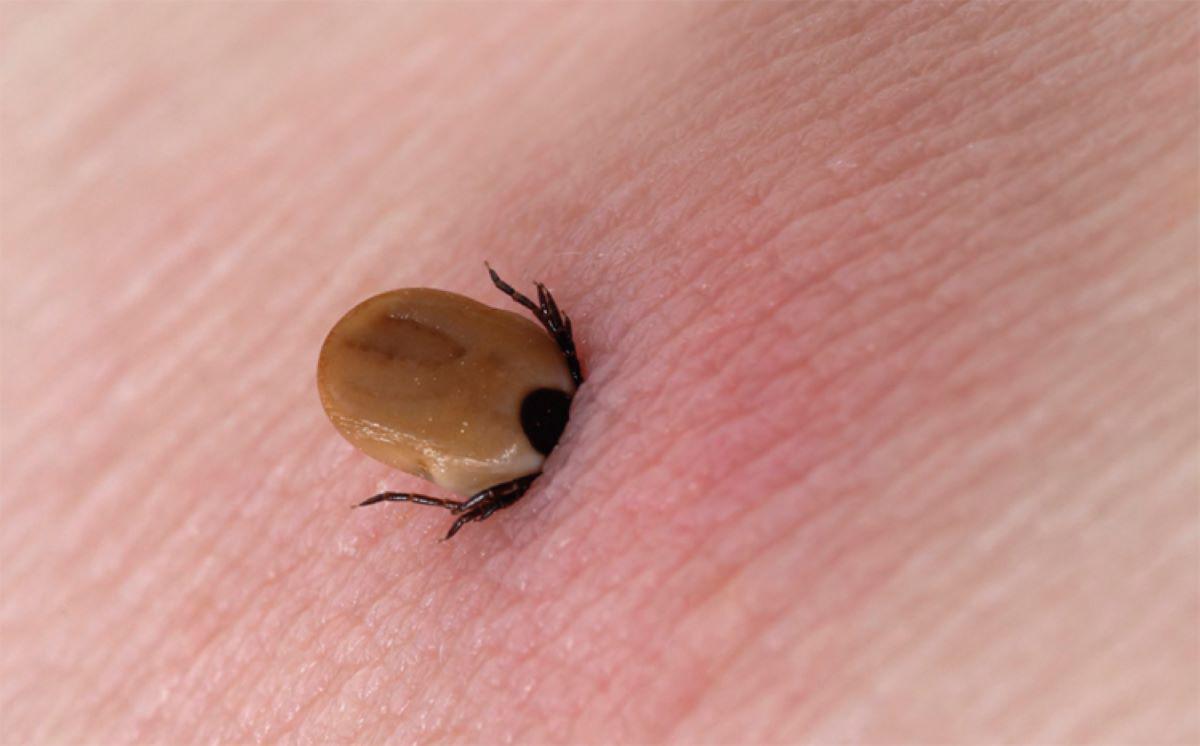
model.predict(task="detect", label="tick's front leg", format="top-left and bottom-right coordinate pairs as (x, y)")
top-left (485, 263), bottom-right (584, 386)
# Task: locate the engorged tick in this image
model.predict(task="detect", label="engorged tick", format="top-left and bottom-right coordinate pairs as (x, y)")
top-left (317, 264), bottom-right (583, 539)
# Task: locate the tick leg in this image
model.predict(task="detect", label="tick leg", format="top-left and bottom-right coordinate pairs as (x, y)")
top-left (485, 262), bottom-right (584, 386)
top-left (440, 474), bottom-right (538, 539)
top-left (443, 491), bottom-right (525, 540)
top-left (355, 492), bottom-right (464, 511)
top-left (444, 509), bottom-right (487, 541)
top-left (451, 473), bottom-right (538, 515)
top-left (485, 262), bottom-right (540, 316)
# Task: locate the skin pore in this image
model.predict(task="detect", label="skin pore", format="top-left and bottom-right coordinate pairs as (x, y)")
top-left (2, 3), bottom-right (1197, 743)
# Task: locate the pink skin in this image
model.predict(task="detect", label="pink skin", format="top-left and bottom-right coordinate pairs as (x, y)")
top-left (2, 3), bottom-right (1197, 743)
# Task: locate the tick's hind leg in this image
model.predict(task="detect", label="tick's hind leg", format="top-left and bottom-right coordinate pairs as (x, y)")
top-left (443, 473), bottom-right (539, 540)
top-left (452, 473), bottom-right (538, 515)
top-left (355, 492), bottom-right (464, 510)
top-left (485, 262), bottom-right (583, 386)
top-left (355, 475), bottom-right (539, 540)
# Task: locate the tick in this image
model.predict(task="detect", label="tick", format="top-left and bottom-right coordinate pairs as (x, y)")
top-left (317, 264), bottom-right (583, 539)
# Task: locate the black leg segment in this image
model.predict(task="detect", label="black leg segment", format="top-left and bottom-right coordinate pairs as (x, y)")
top-left (356, 473), bottom-right (541, 541)
top-left (486, 262), bottom-right (584, 386)
top-left (356, 492), bottom-right (464, 510)
top-left (443, 473), bottom-right (538, 540)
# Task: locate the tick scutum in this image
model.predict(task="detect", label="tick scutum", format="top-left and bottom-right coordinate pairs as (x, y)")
top-left (520, 387), bottom-right (572, 456)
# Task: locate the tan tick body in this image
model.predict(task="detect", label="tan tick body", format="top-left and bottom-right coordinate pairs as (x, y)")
top-left (318, 266), bottom-right (583, 539)
top-left (318, 288), bottom-right (574, 494)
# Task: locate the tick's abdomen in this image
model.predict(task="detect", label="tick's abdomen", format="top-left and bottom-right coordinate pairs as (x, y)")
top-left (317, 288), bottom-right (576, 495)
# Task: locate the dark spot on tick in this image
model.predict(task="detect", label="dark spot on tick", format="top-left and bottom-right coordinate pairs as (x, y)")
top-left (520, 387), bottom-right (572, 456)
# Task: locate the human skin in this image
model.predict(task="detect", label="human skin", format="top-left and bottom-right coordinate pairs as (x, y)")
top-left (1, 2), bottom-right (1197, 743)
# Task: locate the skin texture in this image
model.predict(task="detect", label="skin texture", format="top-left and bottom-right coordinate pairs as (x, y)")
top-left (2, 3), bottom-right (1197, 743)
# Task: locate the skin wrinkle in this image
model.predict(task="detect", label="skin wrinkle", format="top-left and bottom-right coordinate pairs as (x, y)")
top-left (652, 266), bottom-right (1118, 729)
top-left (10, 177), bottom-right (280, 460)
top-left (56, 317), bottom-right (294, 583)
top-left (468, 522), bottom-right (643, 738)
top-left (801, 6), bottom-right (992, 129)
top-left (357, 525), bottom-right (542, 743)
top-left (200, 566), bottom-right (350, 742)
top-left (475, 644), bottom-right (577, 742)
top-left (598, 219), bottom-right (975, 523)
top-left (696, 386), bottom-right (1171, 743)
top-left (912, 17), bottom-right (1185, 181)
top-left (534, 532), bottom-right (723, 737)
top-left (854, 299), bottom-right (1102, 502)
top-left (246, 617), bottom-right (345, 744)
top-left (652, 176), bottom-right (1195, 743)
top-left (537, 238), bottom-right (1070, 738)
top-left (811, 80), bottom-right (1099, 261)
top-left (559, 291), bottom-right (955, 738)
top-left (144, 431), bottom-right (350, 724)
top-left (670, 515), bottom-right (901, 739)
top-left (472, 16), bottom-right (877, 281)
top-left (744, 21), bottom-right (1156, 275)
top-left (106, 474), bottom-right (306, 738)
top-left (12, 392), bottom-right (209, 604)
top-left (540, 157), bottom-right (902, 496)
top-left (818, 561), bottom-right (1031, 735)
top-left (864, 102), bottom-right (1190, 331)
top-left (414, 571), bottom-right (535, 740)
top-left (960, 530), bottom-right (1166, 738)
top-left (883, 376), bottom-right (1180, 738)
top-left (675, 476), bottom-right (910, 737)
top-left (880, 356), bottom-right (1119, 536)
top-left (137, 430), bottom-right (331, 685)
top-left (484, 561), bottom-right (624, 724)
top-left (638, 504), bottom-right (863, 739)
